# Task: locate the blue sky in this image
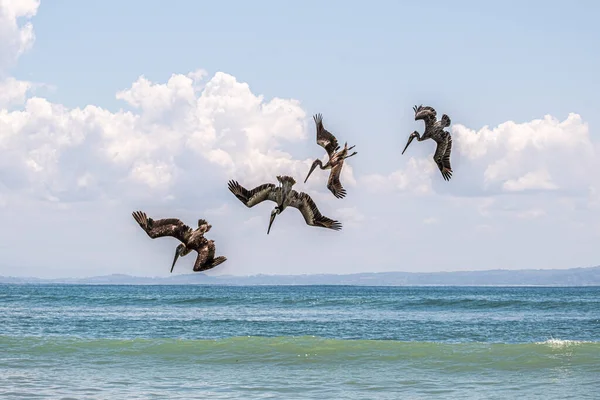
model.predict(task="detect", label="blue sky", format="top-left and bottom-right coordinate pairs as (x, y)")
top-left (1, 0), bottom-right (599, 278)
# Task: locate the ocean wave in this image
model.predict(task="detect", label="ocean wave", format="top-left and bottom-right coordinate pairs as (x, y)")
top-left (535, 338), bottom-right (596, 347)
top-left (2, 335), bottom-right (599, 367)
top-left (4, 294), bottom-right (598, 311)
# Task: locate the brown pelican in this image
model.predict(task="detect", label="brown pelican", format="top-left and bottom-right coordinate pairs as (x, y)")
top-left (304, 113), bottom-right (357, 199)
top-left (402, 105), bottom-right (453, 181)
top-left (228, 175), bottom-right (342, 234)
top-left (132, 211), bottom-right (227, 273)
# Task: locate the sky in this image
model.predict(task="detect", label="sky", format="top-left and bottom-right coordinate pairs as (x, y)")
top-left (1, 0), bottom-right (599, 278)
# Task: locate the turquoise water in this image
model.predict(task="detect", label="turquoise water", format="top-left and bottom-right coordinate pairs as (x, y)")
top-left (1, 285), bottom-right (599, 399)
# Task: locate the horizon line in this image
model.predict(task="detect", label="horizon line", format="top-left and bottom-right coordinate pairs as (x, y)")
top-left (2, 264), bottom-right (598, 281)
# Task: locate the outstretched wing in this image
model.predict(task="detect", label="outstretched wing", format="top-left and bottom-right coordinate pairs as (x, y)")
top-left (326, 162), bottom-right (347, 199)
top-left (288, 190), bottom-right (342, 231)
top-left (313, 113), bottom-right (339, 157)
top-left (228, 180), bottom-right (277, 207)
top-left (433, 135), bottom-right (453, 181)
top-left (413, 104), bottom-right (437, 119)
top-left (414, 104), bottom-right (439, 131)
top-left (132, 211), bottom-right (191, 243)
top-left (193, 240), bottom-right (227, 272)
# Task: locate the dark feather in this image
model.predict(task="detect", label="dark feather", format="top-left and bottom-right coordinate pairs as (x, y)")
top-left (193, 239), bottom-right (226, 272)
top-left (433, 135), bottom-right (453, 181)
top-left (132, 211), bottom-right (191, 242)
top-left (276, 175), bottom-right (296, 188)
top-left (289, 191), bottom-right (342, 231)
top-left (313, 113), bottom-right (340, 157)
top-left (228, 180), bottom-right (276, 207)
top-left (326, 163), bottom-right (347, 199)
top-left (441, 114), bottom-right (451, 127)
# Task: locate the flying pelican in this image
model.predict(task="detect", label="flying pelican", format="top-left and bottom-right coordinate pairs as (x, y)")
top-left (402, 105), bottom-right (453, 181)
top-left (228, 175), bottom-right (342, 234)
top-left (132, 211), bottom-right (227, 273)
top-left (304, 113), bottom-right (358, 199)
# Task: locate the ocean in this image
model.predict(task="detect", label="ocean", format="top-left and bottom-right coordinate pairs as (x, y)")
top-left (1, 285), bottom-right (599, 399)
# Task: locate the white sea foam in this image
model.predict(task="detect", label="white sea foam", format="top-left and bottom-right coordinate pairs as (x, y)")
top-left (536, 338), bottom-right (594, 348)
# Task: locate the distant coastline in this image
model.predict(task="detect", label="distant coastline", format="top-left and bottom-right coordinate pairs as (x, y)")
top-left (1, 266), bottom-right (599, 286)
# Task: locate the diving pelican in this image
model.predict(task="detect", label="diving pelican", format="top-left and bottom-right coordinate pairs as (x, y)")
top-left (228, 175), bottom-right (342, 234)
top-left (304, 113), bottom-right (357, 199)
top-left (132, 211), bottom-right (227, 273)
top-left (402, 105), bottom-right (453, 181)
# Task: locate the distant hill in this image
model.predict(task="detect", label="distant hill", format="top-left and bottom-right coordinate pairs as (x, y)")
top-left (1, 266), bottom-right (600, 286)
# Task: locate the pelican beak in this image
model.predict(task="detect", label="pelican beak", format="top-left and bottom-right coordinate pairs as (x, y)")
top-left (304, 160), bottom-right (319, 183)
top-left (402, 135), bottom-right (415, 155)
top-left (267, 212), bottom-right (277, 235)
top-left (170, 246), bottom-right (181, 273)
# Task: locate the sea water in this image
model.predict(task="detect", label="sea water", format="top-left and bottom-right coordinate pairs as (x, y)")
top-left (1, 285), bottom-right (599, 399)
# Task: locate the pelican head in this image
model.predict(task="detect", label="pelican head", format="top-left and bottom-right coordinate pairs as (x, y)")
top-left (402, 131), bottom-right (420, 155)
top-left (171, 243), bottom-right (188, 273)
top-left (304, 159), bottom-right (323, 183)
top-left (267, 207), bottom-right (281, 235)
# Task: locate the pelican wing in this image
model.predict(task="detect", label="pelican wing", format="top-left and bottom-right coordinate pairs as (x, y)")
top-left (326, 162), bottom-right (347, 199)
top-left (433, 135), bottom-right (453, 181)
top-left (193, 239), bottom-right (227, 272)
top-left (288, 190), bottom-right (342, 231)
top-left (313, 113), bottom-right (339, 157)
top-left (413, 104), bottom-right (437, 119)
top-left (228, 180), bottom-right (277, 207)
top-left (414, 104), bottom-right (438, 131)
top-left (132, 211), bottom-right (191, 243)
top-left (442, 134), bottom-right (453, 171)
top-left (440, 114), bottom-right (451, 127)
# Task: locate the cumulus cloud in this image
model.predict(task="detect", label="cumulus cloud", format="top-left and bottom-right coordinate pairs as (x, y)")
top-left (1, 3), bottom-right (338, 207)
top-left (502, 169), bottom-right (558, 192)
top-left (0, 70), bottom-right (352, 205)
top-left (0, 76), bottom-right (32, 107)
top-left (453, 113), bottom-right (595, 195)
top-left (0, 0), bottom-right (39, 72)
top-left (361, 157), bottom-right (435, 195)
top-left (0, 0), bottom-right (39, 112)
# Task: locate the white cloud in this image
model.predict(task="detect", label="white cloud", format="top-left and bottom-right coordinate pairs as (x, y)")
top-left (0, 0), bottom-right (39, 72)
top-left (0, 71), bottom-right (332, 204)
top-left (0, 2), bottom-right (330, 205)
top-left (362, 157), bottom-right (435, 195)
top-left (0, 0), bottom-right (39, 112)
top-left (502, 169), bottom-right (558, 192)
top-left (453, 113), bottom-right (595, 194)
top-left (0, 76), bottom-right (31, 107)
